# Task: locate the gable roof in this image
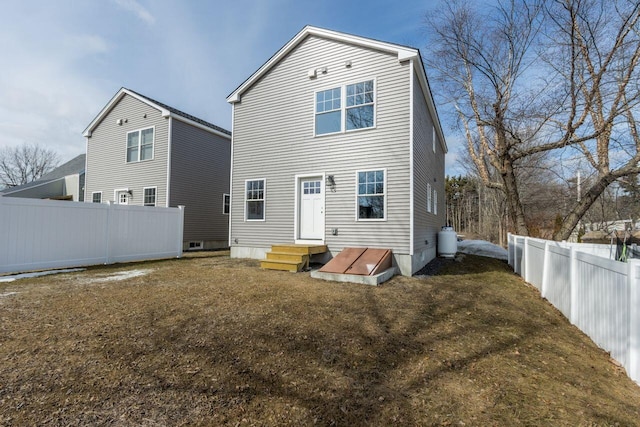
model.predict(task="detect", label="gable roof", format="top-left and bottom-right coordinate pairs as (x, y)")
top-left (226, 25), bottom-right (447, 153)
top-left (83, 88), bottom-right (231, 139)
top-left (1, 154), bottom-right (85, 195)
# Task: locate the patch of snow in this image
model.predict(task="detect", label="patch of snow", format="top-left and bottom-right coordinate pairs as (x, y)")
top-left (0, 268), bottom-right (86, 283)
top-left (0, 292), bottom-right (19, 298)
top-left (456, 240), bottom-right (508, 260)
top-left (85, 269), bottom-right (152, 283)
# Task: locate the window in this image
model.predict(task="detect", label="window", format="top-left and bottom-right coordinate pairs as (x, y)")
top-left (346, 80), bottom-right (374, 130)
top-left (432, 126), bottom-right (436, 153)
top-left (315, 80), bottom-right (375, 135)
top-left (189, 241), bottom-right (203, 250)
top-left (357, 169), bottom-right (385, 220)
top-left (245, 179), bottom-right (265, 220)
top-left (426, 183), bottom-right (432, 213)
top-left (92, 192), bottom-right (102, 203)
top-left (434, 189), bottom-right (438, 215)
top-left (127, 127), bottom-right (154, 162)
top-left (143, 187), bottom-right (156, 206)
top-left (223, 193), bottom-right (230, 215)
top-left (118, 192), bottom-right (129, 205)
top-left (315, 87), bottom-right (341, 135)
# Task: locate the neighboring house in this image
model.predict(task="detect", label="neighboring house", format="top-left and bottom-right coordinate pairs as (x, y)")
top-left (83, 88), bottom-right (231, 250)
top-left (0, 154), bottom-right (85, 201)
top-left (226, 26), bottom-right (447, 275)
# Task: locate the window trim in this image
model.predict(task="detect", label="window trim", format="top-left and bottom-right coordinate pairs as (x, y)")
top-left (126, 126), bottom-right (155, 163)
top-left (244, 178), bottom-right (266, 221)
top-left (223, 193), bottom-right (230, 215)
top-left (143, 186), bottom-right (157, 207)
top-left (432, 125), bottom-right (436, 153)
top-left (92, 191), bottom-right (102, 204)
top-left (355, 168), bottom-right (387, 222)
top-left (314, 78), bottom-right (376, 137)
top-left (434, 189), bottom-right (438, 215)
top-left (114, 188), bottom-right (130, 205)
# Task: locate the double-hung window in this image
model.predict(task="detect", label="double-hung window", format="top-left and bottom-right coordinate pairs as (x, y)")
top-left (357, 169), bottom-right (385, 220)
top-left (127, 127), bottom-right (154, 162)
top-left (143, 187), bottom-right (156, 206)
top-left (433, 189), bottom-right (438, 215)
top-left (245, 179), bottom-right (265, 220)
top-left (427, 183), bottom-right (432, 213)
top-left (315, 79), bottom-right (375, 135)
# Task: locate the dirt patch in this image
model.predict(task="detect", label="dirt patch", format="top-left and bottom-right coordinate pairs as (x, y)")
top-left (1, 251), bottom-right (639, 426)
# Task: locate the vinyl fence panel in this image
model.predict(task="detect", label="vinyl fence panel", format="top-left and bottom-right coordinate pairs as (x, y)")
top-left (0, 197), bottom-right (183, 274)
top-left (508, 233), bottom-right (640, 386)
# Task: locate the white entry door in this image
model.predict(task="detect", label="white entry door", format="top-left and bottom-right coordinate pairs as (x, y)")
top-left (299, 177), bottom-right (324, 240)
top-left (116, 190), bottom-right (129, 205)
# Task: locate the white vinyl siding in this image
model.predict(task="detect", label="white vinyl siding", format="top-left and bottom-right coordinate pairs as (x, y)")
top-left (126, 127), bottom-right (154, 163)
top-left (143, 187), bottom-right (156, 206)
top-left (92, 191), bottom-right (102, 203)
top-left (245, 179), bottom-right (265, 221)
top-left (85, 95), bottom-right (169, 207)
top-left (231, 35), bottom-right (411, 253)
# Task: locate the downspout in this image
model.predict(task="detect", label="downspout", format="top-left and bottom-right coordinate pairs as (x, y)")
top-left (228, 104), bottom-right (235, 248)
top-left (166, 116), bottom-right (172, 207)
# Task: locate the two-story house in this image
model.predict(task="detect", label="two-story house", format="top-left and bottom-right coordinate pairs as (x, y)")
top-left (226, 26), bottom-right (447, 275)
top-left (83, 88), bottom-right (231, 250)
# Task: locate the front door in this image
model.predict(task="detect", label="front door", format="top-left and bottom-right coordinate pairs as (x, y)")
top-left (116, 190), bottom-right (129, 205)
top-left (299, 177), bottom-right (324, 240)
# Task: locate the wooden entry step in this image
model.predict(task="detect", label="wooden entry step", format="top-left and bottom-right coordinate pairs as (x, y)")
top-left (261, 244), bottom-right (328, 272)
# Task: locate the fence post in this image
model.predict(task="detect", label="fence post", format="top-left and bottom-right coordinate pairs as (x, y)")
top-left (177, 205), bottom-right (185, 257)
top-left (569, 246), bottom-right (578, 325)
top-left (541, 241), bottom-right (550, 298)
top-left (523, 237), bottom-right (529, 283)
top-left (629, 259), bottom-right (640, 385)
top-left (104, 201), bottom-right (114, 265)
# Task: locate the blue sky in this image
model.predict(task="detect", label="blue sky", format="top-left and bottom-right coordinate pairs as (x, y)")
top-left (0, 0), bottom-right (461, 172)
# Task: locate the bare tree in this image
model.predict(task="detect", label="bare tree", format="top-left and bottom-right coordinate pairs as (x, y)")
top-left (543, 0), bottom-right (640, 240)
top-left (0, 143), bottom-right (60, 189)
top-left (426, 0), bottom-right (640, 241)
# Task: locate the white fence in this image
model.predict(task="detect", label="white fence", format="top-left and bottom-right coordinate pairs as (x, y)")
top-left (0, 197), bottom-right (184, 275)
top-left (508, 233), bottom-right (640, 385)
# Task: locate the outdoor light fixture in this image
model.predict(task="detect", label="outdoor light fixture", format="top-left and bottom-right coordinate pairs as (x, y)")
top-left (326, 175), bottom-right (336, 192)
top-left (307, 66), bottom-right (328, 79)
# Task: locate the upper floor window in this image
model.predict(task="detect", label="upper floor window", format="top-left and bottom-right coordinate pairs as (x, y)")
top-left (357, 169), bottom-right (385, 220)
top-left (315, 80), bottom-right (375, 136)
top-left (144, 187), bottom-right (156, 206)
top-left (127, 127), bottom-right (154, 163)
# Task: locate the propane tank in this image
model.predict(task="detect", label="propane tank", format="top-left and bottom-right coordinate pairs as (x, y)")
top-left (437, 226), bottom-right (457, 258)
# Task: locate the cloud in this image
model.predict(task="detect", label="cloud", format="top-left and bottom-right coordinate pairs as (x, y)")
top-left (112, 0), bottom-right (155, 25)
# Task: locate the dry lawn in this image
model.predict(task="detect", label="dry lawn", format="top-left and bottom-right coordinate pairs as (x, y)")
top-left (1, 252), bottom-right (639, 426)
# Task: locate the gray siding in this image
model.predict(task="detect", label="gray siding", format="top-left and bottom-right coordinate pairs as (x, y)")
top-left (85, 94), bottom-right (169, 207)
top-left (169, 118), bottom-right (230, 243)
top-left (412, 69), bottom-right (446, 258)
top-left (231, 35), bottom-right (412, 254)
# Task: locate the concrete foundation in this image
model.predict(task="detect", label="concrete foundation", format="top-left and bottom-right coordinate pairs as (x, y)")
top-left (310, 267), bottom-right (397, 286)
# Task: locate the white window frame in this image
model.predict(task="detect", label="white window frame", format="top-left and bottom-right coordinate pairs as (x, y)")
top-left (427, 183), bottom-right (432, 213)
top-left (92, 191), bottom-right (102, 203)
top-left (314, 78), bottom-right (376, 137)
top-left (143, 186), bottom-right (157, 207)
top-left (432, 125), bottom-right (436, 153)
top-left (223, 193), bottom-right (230, 215)
top-left (355, 168), bottom-right (387, 222)
top-left (434, 189), bottom-right (438, 215)
top-left (244, 178), bottom-right (266, 221)
top-left (126, 126), bottom-right (155, 163)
